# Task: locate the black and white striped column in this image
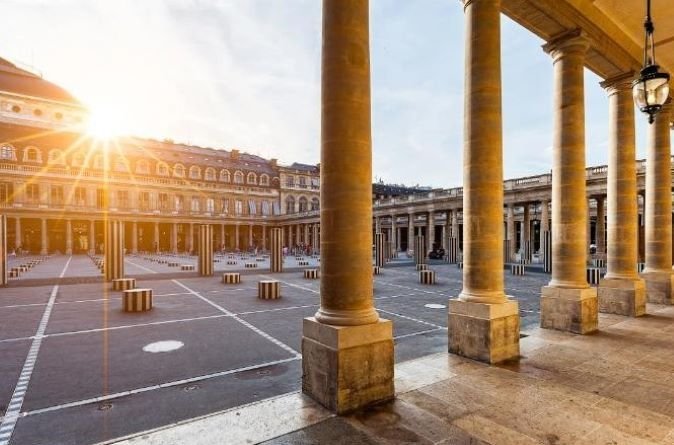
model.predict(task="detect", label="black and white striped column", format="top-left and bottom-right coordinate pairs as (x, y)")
top-left (447, 237), bottom-right (459, 264)
top-left (521, 240), bottom-right (531, 264)
top-left (0, 215), bottom-right (6, 287)
top-left (503, 239), bottom-right (510, 264)
top-left (198, 224), bottom-right (213, 276)
top-left (543, 230), bottom-right (552, 273)
top-left (375, 232), bottom-right (385, 267)
top-left (104, 220), bottom-right (124, 282)
top-left (270, 228), bottom-right (283, 272)
top-left (414, 235), bottom-right (425, 266)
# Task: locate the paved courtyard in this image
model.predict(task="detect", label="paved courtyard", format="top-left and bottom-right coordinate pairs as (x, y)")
top-left (0, 254), bottom-right (551, 445)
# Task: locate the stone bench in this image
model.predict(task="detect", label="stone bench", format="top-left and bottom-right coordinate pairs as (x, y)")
top-left (122, 288), bottom-right (153, 312)
top-left (373, 266), bottom-right (381, 275)
top-left (112, 278), bottom-right (136, 291)
top-left (222, 272), bottom-right (241, 284)
top-left (181, 265), bottom-right (195, 271)
top-left (304, 269), bottom-right (319, 279)
top-left (587, 267), bottom-right (601, 285)
top-left (511, 264), bottom-right (525, 276)
top-left (258, 280), bottom-right (280, 299)
top-left (297, 260), bottom-right (309, 266)
top-left (416, 263), bottom-right (428, 271)
top-left (419, 269), bottom-right (435, 284)
top-left (245, 262), bottom-right (258, 269)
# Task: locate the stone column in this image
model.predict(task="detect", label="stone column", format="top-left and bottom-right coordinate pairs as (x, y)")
top-left (89, 220), bottom-right (95, 255)
top-left (295, 224), bottom-right (301, 246)
top-left (642, 100), bottom-right (673, 304)
top-left (374, 216), bottom-right (381, 234)
top-left (540, 200), bottom-right (549, 252)
top-left (187, 222), bottom-right (194, 253)
top-left (540, 31), bottom-right (597, 334)
top-left (451, 210), bottom-right (459, 239)
top-left (270, 227), bottom-right (283, 272)
top-left (506, 204), bottom-right (515, 262)
top-left (449, 0), bottom-right (519, 364)
top-left (198, 224), bottom-right (213, 276)
top-left (302, 0), bottom-right (394, 414)
top-left (522, 203), bottom-right (530, 260)
top-left (104, 220), bottom-right (124, 281)
top-left (312, 224), bottom-right (319, 254)
top-left (15, 217), bottom-right (21, 251)
top-left (304, 224), bottom-right (310, 249)
top-left (132, 221), bottom-right (138, 254)
top-left (596, 195), bottom-right (605, 256)
top-left (598, 75), bottom-right (645, 316)
top-left (40, 218), bottom-right (47, 255)
top-left (390, 215), bottom-right (397, 252)
top-left (407, 213), bottom-right (414, 252)
top-left (426, 211), bottom-right (433, 253)
top-left (249, 224), bottom-right (253, 249)
top-left (65, 219), bottom-right (73, 255)
top-left (262, 225), bottom-right (267, 251)
top-left (221, 224), bottom-right (226, 251)
top-left (171, 223), bottom-right (178, 253)
top-left (235, 224), bottom-right (240, 250)
top-left (0, 215), bottom-right (6, 286)
top-left (153, 222), bottom-right (159, 253)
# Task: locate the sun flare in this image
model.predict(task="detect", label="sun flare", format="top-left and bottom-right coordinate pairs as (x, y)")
top-left (86, 106), bottom-right (124, 139)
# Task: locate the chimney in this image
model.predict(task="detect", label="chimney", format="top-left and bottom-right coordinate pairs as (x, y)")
top-left (270, 158), bottom-right (277, 167)
top-left (231, 149), bottom-right (239, 160)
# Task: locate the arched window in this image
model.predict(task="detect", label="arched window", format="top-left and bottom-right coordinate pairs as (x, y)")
top-left (299, 197), bottom-right (308, 212)
top-left (204, 167), bottom-right (216, 181)
top-left (71, 152), bottom-right (85, 167)
top-left (156, 162), bottom-right (169, 176)
top-left (48, 149), bottom-right (65, 165)
top-left (136, 159), bottom-right (150, 174)
top-left (246, 172), bottom-right (257, 184)
top-left (220, 169), bottom-right (231, 182)
top-left (234, 170), bottom-right (244, 184)
top-left (173, 164), bottom-right (185, 178)
top-left (259, 174), bottom-right (269, 186)
top-left (189, 165), bottom-right (201, 179)
top-left (285, 196), bottom-right (295, 214)
top-left (311, 198), bottom-right (319, 211)
top-left (0, 144), bottom-right (16, 160)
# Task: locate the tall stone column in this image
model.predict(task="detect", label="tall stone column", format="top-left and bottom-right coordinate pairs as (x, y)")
top-left (390, 215), bottom-right (397, 252)
top-left (506, 205), bottom-right (515, 262)
top-left (426, 211), bottom-right (433, 252)
top-left (598, 75), bottom-right (645, 316)
top-left (15, 217), bottom-right (21, 251)
top-left (596, 195), bottom-right (605, 255)
top-left (65, 219), bottom-right (72, 255)
top-left (40, 218), bottom-right (47, 255)
top-left (171, 222), bottom-right (178, 253)
top-left (235, 224), bottom-right (240, 250)
top-left (522, 203), bottom-right (530, 259)
top-left (131, 221), bottom-right (138, 254)
top-left (295, 224), bottom-right (301, 245)
top-left (449, 0), bottom-right (519, 364)
top-left (262, 225), bottom-right (267, 251)
top-left (303, 0), bottom-right (394, 414)
top-left (540, 31), bottom-right (597, 334)
top-left (0, 215), bottom-right (6, 286)
top-left (89, 220), bottom-right (95, 255)
top-left (374, 216), bottom-right (380, 234)
top-left (153, 222), bottom-right (159, 253)
top-left (304, 224), bottom-right (310, 249)
top-left (451, 210), bottom-right (459, 239)
top-left (249, 224), bottom-right (253, 249)
top-left (642, 99), bottom-right (673, 304)
top-left (407, 213), bottom-right (414, 252)
top-left (540, 200), bottom-right (549, 252)
top-left (187, 222), bottom-right (194, 253)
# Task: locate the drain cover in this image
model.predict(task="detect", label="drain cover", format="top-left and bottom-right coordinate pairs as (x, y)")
top-left (98, 402), bottom-right (113, 411)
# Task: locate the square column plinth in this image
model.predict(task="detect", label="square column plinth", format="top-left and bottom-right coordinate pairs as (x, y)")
top-left (641, 271), bottom-right (674, 305)
top-left (301, 317), bottom-right (394, 415)
top-left (598, 278), bottom-right (646, 317)
top-left (448, 299), bottom-right (520, 364)
top-left (541, 286), bottom-right (598, 334)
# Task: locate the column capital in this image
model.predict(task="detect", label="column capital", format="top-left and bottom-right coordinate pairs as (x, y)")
top-left (600, 71), bottom-right (635, 95)
top-left (542, 29), bottom-right (589, 61)
top-left (462, 0), bottom-right (499, 11)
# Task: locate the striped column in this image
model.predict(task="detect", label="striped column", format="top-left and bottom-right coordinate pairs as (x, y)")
top-left (375, 232), bottom-right (385, 267)
top-left (543, 230), bottom-right (552, 273)
top-left (198, 224), bottom-right (213, 276)
top-left (503, 239), bottom-right (510, 264)
top-left (104, 220), bottom-right (124, 282)
top-left (0, 215), bottom-right (6, 286)
top-left (414, 235), bottom-right (425, 266)
top-left (270, 228), bottom-right (283, 272)
top-left (447, 237), bottom-right (459, 264)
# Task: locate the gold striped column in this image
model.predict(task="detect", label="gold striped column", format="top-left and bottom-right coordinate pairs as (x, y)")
top-left (123, 288), bottom-right (153, 312)
top-left (449, 0), bottom-right (519, 364)
top-left (104, 220), bottom-right (124, 282)
top-left (303, 0), bottom-right (394, 415)
top-left (0, 215), bottom-right (6, 287)
top-left (540, 30), bottom-right (597, 334)
top-left (258, 280), bottom-right (280, 299)
top-left (375, 232), bottom-right (385, 267)
top-left (198, 224), bottom-right (213, 276)
top-left (414, 235), bottom-right (425, 266)
top-left (270, 228), bottom-right (283, 272)
top-left (598, 75), bottom-right (646, 316)
top-left (642, 100), bottom-right (673, 304)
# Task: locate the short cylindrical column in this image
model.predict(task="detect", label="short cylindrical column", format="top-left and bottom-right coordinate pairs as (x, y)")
top-left (105, 220), bottom-right (125, 282)
top-left (375, 232), bottom-right (385, 267)
top-left (598, 76), bottom-right (645, 316)
top-left (270, 228), bottom-right (283, 272)
top-left (540, 31), bottom-right (597, 334)
top-left (642, 100), bottom-right (673, 304)
top-left (198, 224), bottom-right (213, 276)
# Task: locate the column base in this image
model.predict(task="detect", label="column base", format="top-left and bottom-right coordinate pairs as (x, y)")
top-left (640, 271), bottom-right (674, 304)
top-left (598, 277), bottom-right (646, 317)
top-left (541, 286), bottom-right (598, 334)
top-left (301, 317), bottom-right (394, 414)
top-left (40, 249), bottom-right (48, 256)
top-left (448, 299), bottom-right (520, 364)
top-left (65, 249), bottom-right (72, 255)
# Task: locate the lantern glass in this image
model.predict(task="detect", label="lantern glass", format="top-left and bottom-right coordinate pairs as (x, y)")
top-left (633, 71), bottom-right (669, 111)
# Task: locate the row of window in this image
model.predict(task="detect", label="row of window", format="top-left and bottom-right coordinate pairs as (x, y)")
top-left (0, 145), bottom-right (275, 185)
top-left (285, 196), bottom-right (320, 214)
top-left (283, 175), bottom-right (319, 188)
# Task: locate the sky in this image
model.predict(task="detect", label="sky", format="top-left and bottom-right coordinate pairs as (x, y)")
top-left (0, 0), bottom-right (652, 188)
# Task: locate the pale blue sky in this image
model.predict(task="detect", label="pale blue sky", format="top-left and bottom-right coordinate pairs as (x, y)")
top-left (0, 0), bottom-right (651, 187)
